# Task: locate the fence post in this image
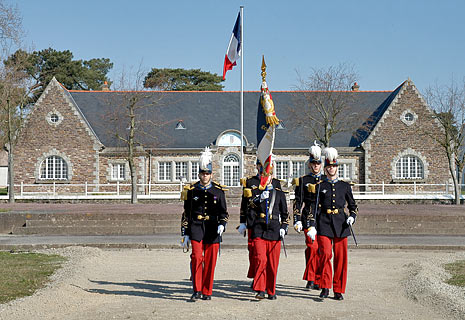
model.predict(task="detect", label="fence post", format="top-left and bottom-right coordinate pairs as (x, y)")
top-left (85, 182), bottom-right (88, 196)
top-left (382, 181), bottom-right (385, 195)
top-left (117, 181), bottom-right (120, 196)
top-left (413, 181), bottom-right (416, 195)
top-left (445, 181), bottom-right (449, 195)
top-left (20, 181), bottom-right (23, 196)
top-left (53, 182), bottom-right (56, 195)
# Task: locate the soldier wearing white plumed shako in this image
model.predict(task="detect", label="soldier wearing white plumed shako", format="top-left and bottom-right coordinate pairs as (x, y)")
top-left (292, 141), bottom-right (324, 291)
top-left (241, 160), bottom-right (289, 300)
top-left (238, 159), bottom-right (282, 284)
top-left (180, 147), bottom-right (229, 301)
top-left (313, 147), bottom-right (357, 301)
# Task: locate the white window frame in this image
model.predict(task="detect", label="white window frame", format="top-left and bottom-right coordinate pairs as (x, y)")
top-left (339, 163), bottom-right (351, 180)
top-left (175, 161), bottom-right (188, 181)
top-left (292, 160), bottom-right (306, 178)
top-left (111, 163), bottom-right (126, 181)
top-left (223, 153), bottom-right (240, 186)
top-left (39, 155), bottom-right (68, 180)
top-left (395, 155), bottom-right (424, 180)
top-left (158, 161), bottom-right (172, 182)
top-left (191, 161), bottom-right (199, 181)
top-left (275, 161), bottom-right (289, 180)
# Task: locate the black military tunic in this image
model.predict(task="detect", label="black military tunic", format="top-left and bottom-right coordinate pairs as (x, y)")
top-left (293, 173), bottom-right (325, 229)
top-left (245, 184), bottom-right (289, 241)
top-left (181, 181), bottom-right (229, 243)
top-left (240, 176), bottom-right (282, 227)
top-left (316, 178), bottom-right (357, 238)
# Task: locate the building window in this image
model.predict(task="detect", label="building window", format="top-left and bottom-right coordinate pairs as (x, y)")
top-left (111, 163), bottom-right (126, 180)
top-left (339, 163), bottom-right (351, 180)
top-left (400, 109), bottom-right (418, 126)
top-left (223, 154), bottom-right (240, 186)
top-left (175, 120), bottom-right (186, 130)
top-left (175, 161), bottom-right (188, 181)
top-left (292, 161), bottom-right (305, 178)
top-left (40, 156), bottom-right (68, 180)
top-left (275, 161), bottom-right (289, 180)
top-left (46, 110), bottom-right (63, 126)
top-left (50, 113), bottom-right (59, 123)
top-left (395, 155), bottom-right (424, 179)
top-left (159, 162), bottom-right (172, 181)
top-left (191, 161), bottom-right (199, 181)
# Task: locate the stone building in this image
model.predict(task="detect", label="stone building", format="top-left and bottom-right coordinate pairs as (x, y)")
top-left (12, 77), bottom-right (451, 196)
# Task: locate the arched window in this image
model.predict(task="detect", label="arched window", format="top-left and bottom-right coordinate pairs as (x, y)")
top-left (395, 155), bottom-right (424, 179)
top-left (223, 154), bottom-right (240, 186)
top-left (40, 156), bottom-right (68, 180)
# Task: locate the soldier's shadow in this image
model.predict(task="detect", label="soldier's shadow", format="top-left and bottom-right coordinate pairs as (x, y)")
top-left (82, 278), bottom-right (322, 302)
top-left (84, 279), bottom-right (192, 301)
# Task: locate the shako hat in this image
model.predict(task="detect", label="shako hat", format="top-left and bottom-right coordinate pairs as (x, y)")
top-left (323, 147), bottom-right (338, 166)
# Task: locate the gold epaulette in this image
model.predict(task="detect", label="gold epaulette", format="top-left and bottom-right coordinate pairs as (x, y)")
top-left (307, 183), bottom-right (316, 193)
top-left (213, 182), bottom-right (228, 191)
top-left (240, 177), bottom-right (247, 187)
top-left (243, 188), bottom-right (252, 198)
top-left (292, 177), bottom-right (299, 186)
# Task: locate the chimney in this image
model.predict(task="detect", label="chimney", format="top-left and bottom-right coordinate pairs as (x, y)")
top-left (351, 82), bottom-right (360, 91)
top-left (101, 81), bottom-right (110, 91)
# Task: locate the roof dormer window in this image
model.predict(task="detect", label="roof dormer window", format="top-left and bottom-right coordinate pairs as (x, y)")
top-left (175, 120), bottom-right (186, 130)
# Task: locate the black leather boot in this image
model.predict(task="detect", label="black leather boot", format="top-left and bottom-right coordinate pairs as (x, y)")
top-left (319, 288), bottom-right (329, 298)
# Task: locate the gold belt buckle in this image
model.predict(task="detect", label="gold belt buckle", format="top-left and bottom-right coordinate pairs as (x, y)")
top-left (260, 213), bottom-right (266, 218)
top-left (326, 209), bottom-right (339, 214)
top-left (197, 215), bottom-right (209, 220)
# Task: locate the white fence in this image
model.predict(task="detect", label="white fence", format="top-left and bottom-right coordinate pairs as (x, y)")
top-left (0, 181), bottom-right (463, 201)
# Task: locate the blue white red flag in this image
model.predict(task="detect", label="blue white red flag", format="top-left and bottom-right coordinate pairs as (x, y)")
top-left (256, 57), bottom-right (279, 190)
top-left (222, 12), bottom-right (241, 80)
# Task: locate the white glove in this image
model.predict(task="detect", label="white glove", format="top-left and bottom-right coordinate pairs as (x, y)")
top-left (279, 228), bottom-right (286, 238)
top-left (260, 190), bottom-right (270, 200)
top-left (346, 216), bottom-right (355, 226)
top-left (294, 221), bottom-right (302, 233)
top-left (237, 223), bottom-right (247, 235)
top-left (217, 225), bottom-right (225, 236)
top-left (307, 227), bottom-right (317, 241)
top-left (180, 235), bottom-right (190, 248)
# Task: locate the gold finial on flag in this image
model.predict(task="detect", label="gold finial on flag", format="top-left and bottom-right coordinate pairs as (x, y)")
top-left (261, 55), bottom-right (267, 82)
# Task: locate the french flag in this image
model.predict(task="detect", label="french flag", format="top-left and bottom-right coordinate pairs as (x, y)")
top-left (222, 12), bottom-right (241, 80)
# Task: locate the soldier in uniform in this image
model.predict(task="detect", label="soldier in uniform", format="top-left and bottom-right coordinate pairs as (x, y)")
top-left (238, 159), bottom-right (282, 285)
top-left (180, 147), bottom-right (229, 301)
top-left (293, 142), bottom-right (324, 291)
top-left (242, 163), bottom-right (289, 300)
top-left (315, 147), bottom-right (357, 301)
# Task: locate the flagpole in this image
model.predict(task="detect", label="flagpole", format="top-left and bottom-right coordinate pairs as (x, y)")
top-left (240, 5), bottom-right (244, 179)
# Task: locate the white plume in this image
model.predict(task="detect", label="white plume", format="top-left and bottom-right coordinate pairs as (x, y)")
top-left (199, 147), bottom-right (213, 170)
top-left (309, 141), bottom-right (322, 160)
top-left (323, 147), bottom-right (338, 164)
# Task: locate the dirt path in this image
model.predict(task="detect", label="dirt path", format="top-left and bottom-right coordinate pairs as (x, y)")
top-left (1, 247), bottom-right (464, 320)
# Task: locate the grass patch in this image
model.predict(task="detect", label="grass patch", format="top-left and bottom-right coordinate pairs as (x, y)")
top-left (0, 187), bottom-right (7, 195)
top-left (0, 251), bottom-right (66, 304)
top-left (444, 260), bottom-right (465, 287)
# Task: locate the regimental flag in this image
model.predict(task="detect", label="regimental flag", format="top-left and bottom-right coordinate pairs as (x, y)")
top-left (256, 56), bottom-right (280, 190)
top-left (222, 12), bottom-right (241, 80)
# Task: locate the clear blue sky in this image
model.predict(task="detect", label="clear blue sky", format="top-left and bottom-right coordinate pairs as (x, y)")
top-left (9, 0), bottom-right (465, 93)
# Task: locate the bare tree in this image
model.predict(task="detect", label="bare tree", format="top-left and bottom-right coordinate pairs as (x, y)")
top-left (424, 79), bottom-right (465, 205)
top-left (101, 65), bottom-right (167, 204)
top-left (0, 0), bottom-right (23, 52)
top-left (0, 0), bottom-right (28, 203)
top-left (289, 63), bottom-right (359, 147)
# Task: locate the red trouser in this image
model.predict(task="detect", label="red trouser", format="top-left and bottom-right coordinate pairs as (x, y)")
top-left (247, 229), bottom-right (256, 278)
top-left (252, 237), bottom-right (281, 296)
top-left (317, 235), bottom-right (348, 294)
top-left (302, 229), bottom-right (320, 285)
top-left (190, 240), bottom-right (219, 296)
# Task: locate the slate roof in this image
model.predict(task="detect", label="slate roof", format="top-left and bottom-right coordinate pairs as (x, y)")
top-left (68, 87), bottom-right (397, 150)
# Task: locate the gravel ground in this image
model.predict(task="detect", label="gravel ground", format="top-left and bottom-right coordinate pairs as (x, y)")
top-left (0, 247), bottom-right (464, 320)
